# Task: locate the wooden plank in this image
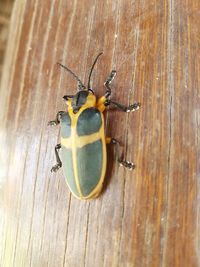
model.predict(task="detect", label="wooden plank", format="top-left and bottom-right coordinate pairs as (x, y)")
top-left (0, 0), bottom-right (199, 266)
top-left (0, 0), bottom-right (14, 79)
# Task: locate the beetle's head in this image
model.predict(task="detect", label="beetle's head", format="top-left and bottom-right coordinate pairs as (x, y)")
top-left (63, 90), bottom-right (96, 113)
top-left (58, 52), bottom-right (103, 113)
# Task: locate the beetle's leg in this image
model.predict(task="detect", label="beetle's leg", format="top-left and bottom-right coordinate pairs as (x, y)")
top-left (98, 70), bottom-right (140, 112)
top-left (108, 138), bottom-right (135, 170)
top-left (104, 70), bottom-right (117, 97)
top-left (48, 111), bottom-right (65, 126)
top-left (51, 144), bottom-right (62, 172)
top-left (63, 95), bottom-right (74, 101)
top-left (105, 100), bottom-right (141, 113)
top-left (106, 137), bottom-right (112, 144)
top-left (103, 70), bottom-right (141, 112)
top-left (96, 71), bottom-right (116, 112)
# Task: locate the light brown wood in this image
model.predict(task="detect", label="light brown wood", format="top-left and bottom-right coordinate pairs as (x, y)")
top-left (0, 0), bottom-right (14, 79)
top-left (0, 0), bottom-right (200, 266)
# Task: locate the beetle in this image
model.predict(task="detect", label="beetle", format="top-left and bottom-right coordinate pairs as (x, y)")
top-left (48, 53), bottom-right (140, 200)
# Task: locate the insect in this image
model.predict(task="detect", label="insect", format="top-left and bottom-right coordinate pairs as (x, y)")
top-left (48, 53), bottom-right (140, 200)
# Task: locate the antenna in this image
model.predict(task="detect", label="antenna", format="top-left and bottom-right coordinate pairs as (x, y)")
top-left (57, 62), bottom-right (86, 90)
top-left (87, 52), bottom-right (103, 90)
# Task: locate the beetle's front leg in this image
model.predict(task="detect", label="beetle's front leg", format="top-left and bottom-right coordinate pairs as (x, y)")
top-left (106, 137), bottom-right (135, 170)
top-left (104, 70), bottom-right (117, 97)
top-left (97, 70), bottom-right (141, 112)
top-left (51, 144), bottom-right (62, 172)
top-left (105, 99), bottom-right (140, 113)
top-left (96, 71), bottom-right (117, 111)
top-left (48, 111), bottom-right (65, 126)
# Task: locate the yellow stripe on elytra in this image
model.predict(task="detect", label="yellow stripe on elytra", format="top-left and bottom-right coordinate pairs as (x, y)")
top-left (63, 102), bottom-right (107, 200)
top-left (61, 126), bottom-right (104, 149)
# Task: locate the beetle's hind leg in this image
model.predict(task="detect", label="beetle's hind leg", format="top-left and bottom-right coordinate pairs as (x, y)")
top-left (51, 144), bottom-right (62, 172)
top-left (48, 111), bottom-right (65, 126)
top-left (107, 138), bottom-right (135, 170)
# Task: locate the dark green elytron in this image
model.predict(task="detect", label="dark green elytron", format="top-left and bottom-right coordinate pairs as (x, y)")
top-left (48, 53), bottom-right (140, 200)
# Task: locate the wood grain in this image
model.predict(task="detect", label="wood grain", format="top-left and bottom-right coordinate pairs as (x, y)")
top-left (0, 0), bottom-right (14, 79)
top-left (0, 0), bottom-right (200, 266)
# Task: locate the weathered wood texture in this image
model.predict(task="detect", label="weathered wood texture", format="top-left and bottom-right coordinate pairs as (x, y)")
top-left (0, 0), bottom-right (200, 266)
top-left (0, 0), bottom-right (14, 79)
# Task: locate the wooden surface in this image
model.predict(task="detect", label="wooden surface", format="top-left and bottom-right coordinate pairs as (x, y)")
top-left (0, 0), bottom-right (14, 78)
top-left (0, 0), bottom-right (200, 266)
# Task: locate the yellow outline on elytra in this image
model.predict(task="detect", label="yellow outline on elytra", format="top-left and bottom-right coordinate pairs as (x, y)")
top-left (62, 93), bottom-right (108, 200)
top-left (63, 108), bottom-right (106, 199)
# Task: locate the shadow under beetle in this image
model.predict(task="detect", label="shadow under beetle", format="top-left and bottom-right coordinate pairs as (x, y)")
top-left (48, 53), bottom-right (140, 200)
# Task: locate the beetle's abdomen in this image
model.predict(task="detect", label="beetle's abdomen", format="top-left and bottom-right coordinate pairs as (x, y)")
top-left (60, 108), bottom-right (106, 199)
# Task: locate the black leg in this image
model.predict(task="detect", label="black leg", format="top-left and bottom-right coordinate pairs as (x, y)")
top-left (104, 70), bottom-right (117, 97)
top-left (105, 100), bottom-right (141, 112)
top-left (110, 138), bottom-right (135, 170)
top-left (51, 144), bottom-right (62, 172)
top-left (63, 95), bottom-right (74, 101)
top-left (104, 70), bottom-right (140, 112)
top-left (48, 111), bottom-right (65, 126)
